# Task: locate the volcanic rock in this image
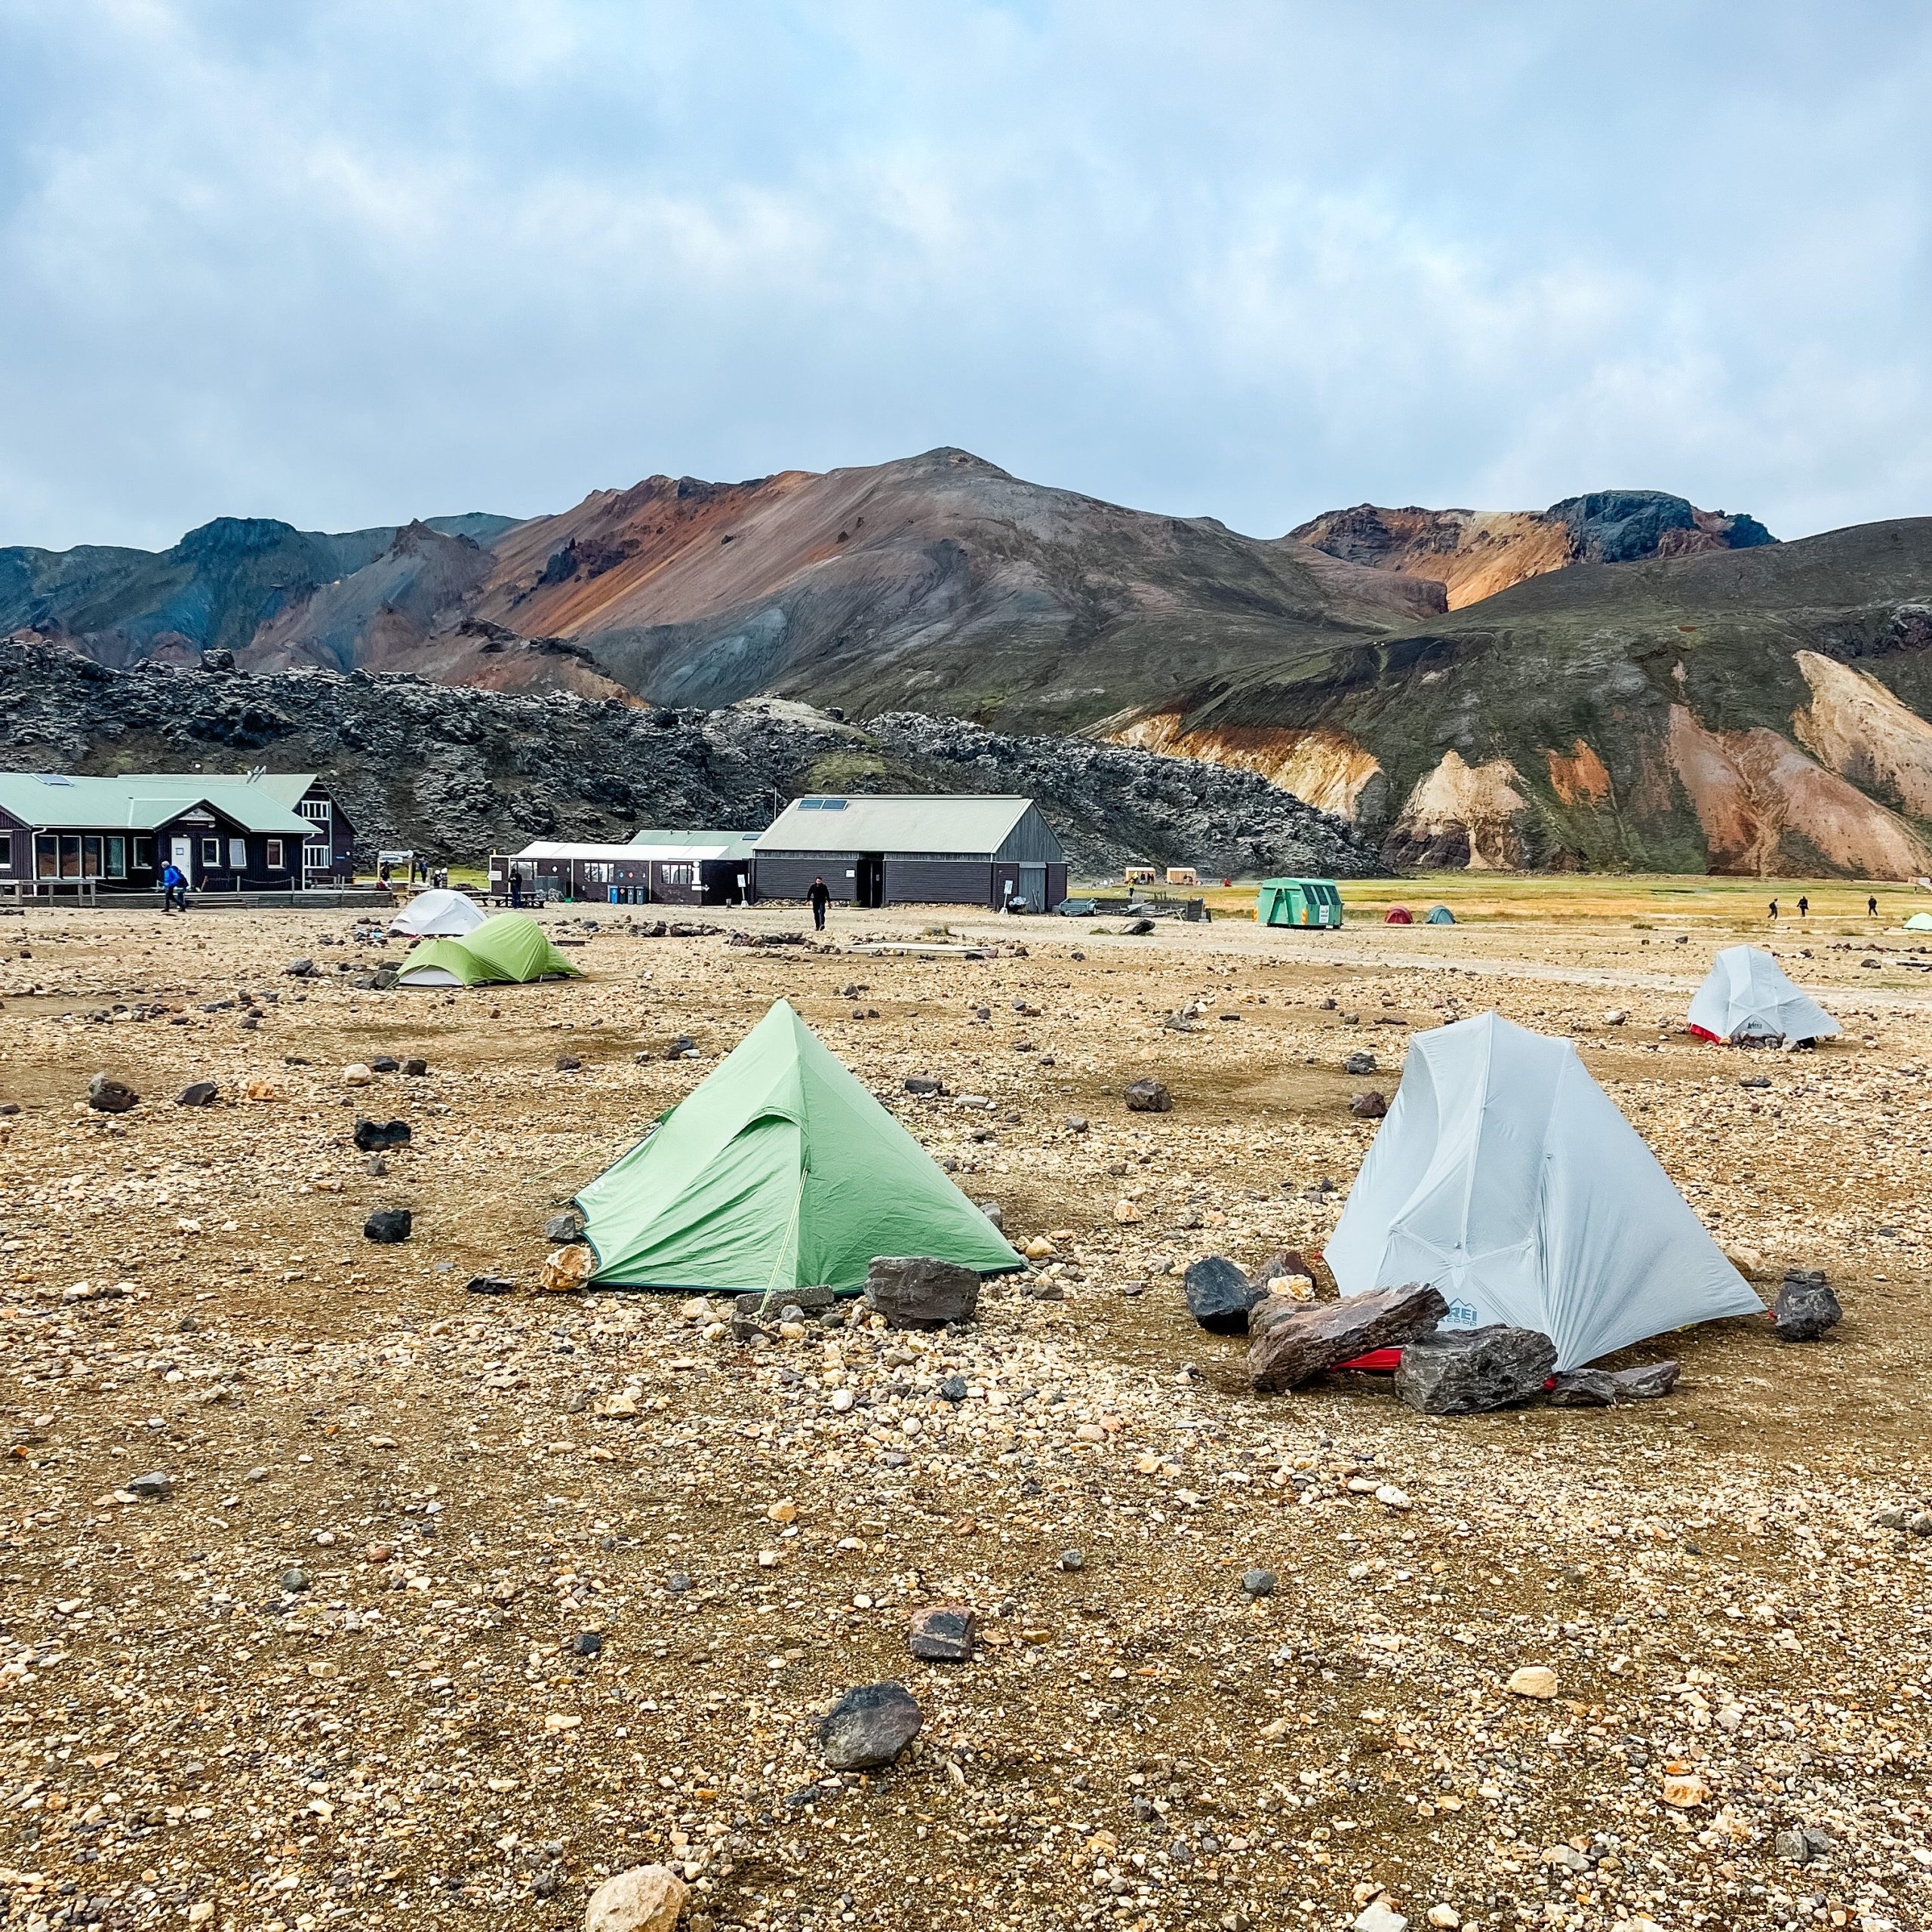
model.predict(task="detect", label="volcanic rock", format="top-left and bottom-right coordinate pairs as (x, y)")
top-left (817, 1681), bottom-right (923, 1770)
top-left (1395, 1324), bottom-right (1556, 1414)
top-left (1774, 1269), bottom-right (1841, 1341)
top-left (1183, 1256), bottom-right (1264, 1334)
top-left (87, 1073), bottom-right (138, 1113)
top-left (908, 1604), bottom-right (977, 1663)
top-left (864, 1257), bottom-right (980, 1330)
top-left (1248, 1282), bottom-right (1447, 1392)
top-left (364, 1208), bottom-right (414, 1244)
top-left (1124, 1078), bottom-right (1171, 1113)
top-left (176, 1081), bottom-right (219, 1107)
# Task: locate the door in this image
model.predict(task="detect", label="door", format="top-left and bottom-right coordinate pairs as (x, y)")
top-left (170, 835), bottom-right (192, 875)
top-left (1018, 862), bottom-right (1047, 913)
top-left (857, 855), bottom-right (884, 909)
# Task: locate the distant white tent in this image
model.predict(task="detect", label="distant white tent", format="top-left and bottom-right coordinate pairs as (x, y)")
top-left (1326, 1012), bottom-right (1764, 1370)
top-left (1687, 946), bottom-right (1840, 1045)
top-left (389, 888), bottom-right (488, 938)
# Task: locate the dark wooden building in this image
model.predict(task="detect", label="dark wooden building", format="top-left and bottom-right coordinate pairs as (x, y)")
top-left (752, 795), bottom-right (1067, 911)
top-left (491, 832), bottom-right (757, 906)
top-left (0, 771), bottom-right (354, 896)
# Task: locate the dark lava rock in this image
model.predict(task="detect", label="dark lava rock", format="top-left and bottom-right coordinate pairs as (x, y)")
top-left (864, 1256), bottom-right (980, 1330)
top-left (464, 1275), bottom-right (517, 1297)
top-left (817, 1681), bottom-right (923, 1770)
top-left (401, 1057), bottom-right (429, 1076)
top-left (125, 1471), bottom-right (172, 1501)
top-left (1774, 1270), bottom-right (1841, 1342)
top-left (1349, 1090), bottom-right (1387, 1118)
top-left (368, 1054), bottom-right (400, 1073)
top-left (1184, 1256), bottom-right (1264, 1334)
top-left (352, 1117), bottom-right (412, 1152)
top-left (554, 1054), bottom-right (582, 1072)
top-left (1342, 1050), bottom-right (1378, 1076)
top-left (1394, 1323), bottom-right (1557, 1414)
top-left (364, 1208), bottom-right (414, 1244)
top-left (1548, 1367), bottom-right (1620, 1407)
top-left (1241, 1568), bottom-right (1277, 1598)
top-left (903, 1076), bottom-right (946, 1095)
top-left (734, 1284), bottom-right (837, 1315)
top-left (87, 1073), bottom-right (139, 1113)
top-left (907, 1604), bottom-right (977, 1663)
top-left (977, 1199), bottom-right (1004, 1230)
top-left (571, 1630), bottom-right (604, 1657)
top-left (1124, 1078), bottom-right (1171, 1113)
top-left (938, 1375), bottom-right (968, 1402)
top-left (283, 957), bottom-right (315, 977)
top-left (544, 1211), bottom-right (585, 1245)
top-left (175, 1081), bottom-right (219, 1108)
top-left (1248, 1282), bottom-right (1448, 1392)
top-left (1609, 1359), bottom-right (1680, 1400)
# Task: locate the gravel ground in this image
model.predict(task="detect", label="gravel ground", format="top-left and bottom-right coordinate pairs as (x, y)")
top-left (0, 901), bottom-right (1926, 1932)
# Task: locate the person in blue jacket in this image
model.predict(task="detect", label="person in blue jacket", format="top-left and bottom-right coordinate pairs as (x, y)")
top-left (160, 860), bottom-right (189, 914)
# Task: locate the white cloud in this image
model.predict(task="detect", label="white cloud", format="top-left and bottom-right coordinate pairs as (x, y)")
top-left (0, 0), bottom-right (1928, 549)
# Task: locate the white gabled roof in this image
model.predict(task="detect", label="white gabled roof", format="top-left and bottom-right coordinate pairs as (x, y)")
top-left (513, 839), bottom-right (740, 863)
top-left (756, 794), bottom-right (1038, 854)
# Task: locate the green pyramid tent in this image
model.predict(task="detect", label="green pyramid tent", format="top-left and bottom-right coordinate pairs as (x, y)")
top-left (395, 912), bottom-right (582, 988)
top-left (577, 999), bottom-right (1023, 1294)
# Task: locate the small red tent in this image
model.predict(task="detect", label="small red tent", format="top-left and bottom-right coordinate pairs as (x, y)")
top-left (1386, 906), bottom-right (1414, 924)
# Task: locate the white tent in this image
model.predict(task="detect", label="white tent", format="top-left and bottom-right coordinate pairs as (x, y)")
top-left (389, 888), bottom-right (488, 938)
top-left (1326, 1012), bottom-right (1763, 1370)
top-left (1687, 946), bottom-right (1840, 1044)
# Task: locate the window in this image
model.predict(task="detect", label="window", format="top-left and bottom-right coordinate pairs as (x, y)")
top-left (82, 835), bottom-right (103, 878)
top-left (60, 835), bottom-right (82, 878)
top-left (583, 862), bottom-right (612, 884)
top-left (300, 798), bottom-right (331, 822)
top-left (201, 837), bottom-right (220, 867)
top-left (658, 863), bottom-right (695, 887)
top-left (133, 835), bottom-right (153, 871)
top-left (229, 838), bottom-right (247, 870)
top-left (0, 831), bottom-right (11, 872)
top-left (35, 835), bottom-right (56, 878)
top-left (266, 838), bottom-right (283, 870)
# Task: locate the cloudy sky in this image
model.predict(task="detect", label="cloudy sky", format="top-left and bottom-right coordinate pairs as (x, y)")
top-left (3, 1), bottom-right (1930, 551)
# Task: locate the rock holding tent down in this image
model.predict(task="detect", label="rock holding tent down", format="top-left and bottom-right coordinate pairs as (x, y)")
top-left (1611, 1359), bottom-right (1680, 1399)
top-left (1395, 1324), bottom-right (1556, 1414)
top-left (1249, 1283), bottom-right (1447, 1391)
top-left (818, 1681), bottom-right (922, 1769)
top-left (1185, 1256), bottom-right (1264, 1334)
top-left (1547, 1367), bottom-right (1620, 1407)
top-left (1774, 1269), bottom-right (1841, 1341)
top-left (865, 1257), bottom-right (980, 1329)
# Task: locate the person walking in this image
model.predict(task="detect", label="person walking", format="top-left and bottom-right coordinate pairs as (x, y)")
top-left (1798, 894), bottom-right (1809, 918)
top-left (807, 875), bottom-right (832, 932)
top-left (1767, 897), bottom-right (1778, 924)
top-left (160, 858), bottom-right (188, 914)
top-left (509, 870), bottom-right (524, 909)
top-left (1870, 895), bottom-right (1880, 918)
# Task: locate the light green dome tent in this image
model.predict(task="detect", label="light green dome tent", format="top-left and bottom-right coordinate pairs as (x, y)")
top-left (577, 999), bottom-right (1023, 1294)
top-left (1905, 912), bottom-right (1932, 932)
top-left (395, 912), bottom-right (582, 988)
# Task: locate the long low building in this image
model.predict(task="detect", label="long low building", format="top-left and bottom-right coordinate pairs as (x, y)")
top-left (752, 794), bottom-right (1067, 910)
top-left (492, 832), bottom-right (757, 906)
top-left (0, 771), bottom-right (355, 895)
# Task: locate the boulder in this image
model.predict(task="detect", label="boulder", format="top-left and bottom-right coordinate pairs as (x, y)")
top-left (817, 1681), bottom-right (923, 1769)
top-left (1349, 1089), bottom-right (1387, 1118)
top-left (864, 1257), bottom-right (980, 1329)
top-left (908, 1603), bottom-right (977, 1662)
top-left (583, 1863), bottom-right (691, 1932)
top-left (1124, 1078), bottom-right (1171, 1112)
top-left (1184, 1256), bottom-right (1263, 1334)
top-left (1249, 1282), bottom-right (1448, 1391)
top-left (87, 1073), bottom-right (139, 1113)
top-left (352, 1117), bottom-right (412, 1152)
top-left (1395, 1324), bottom-right (1556, 1414)
top-left (363, 1208), bottom-right (413, 1244)
top-left (1609, 1358), bottom-right (1680, 1400)
top-left (540, 1244), bottom-right (595, 1293)
top-left (1547, 1367), bottom-right (1619, 1407)
top-left (1774, 1270), bottom-right (1841, 1341)
top-left (544, 1211), bottom-right (586, 1245)
top-left (175, 1081), bottom-right (219, 1108)
top-left (1342, 1050), bottom-right (1378, 1075)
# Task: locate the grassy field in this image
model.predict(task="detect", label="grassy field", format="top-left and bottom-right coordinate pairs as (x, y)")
top-left (1073, 870), bottom-right (1930, 934)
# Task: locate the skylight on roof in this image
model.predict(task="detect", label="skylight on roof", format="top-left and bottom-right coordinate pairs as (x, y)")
top-left (35, 774), bottom-right (73, 786)
top-left (798, 797), bottom-right (848, 811)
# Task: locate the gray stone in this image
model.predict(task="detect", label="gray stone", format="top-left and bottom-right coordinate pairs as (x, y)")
top-left (1124, 1078), bottom-right (1171, 1113)
top-left (364, 1208), bottom-right (413, 1244)
top-left (1395, 1324), bottom-right (1557, 1414)
top-left (938, 1375), bottom-right (968, 1402)
top-left (1774, 1272), bottom-right (1841, 1341)
top-left (1248, 1282), bottom-right (1448, 1392)
top-left (734, 1284), bottom-right (837, 1315)
top-left (907, 1604), bottom-right (977, 1662)
top-left (817, 1681), bottom-right (923, 1770)
top-left (1349, 1089), bottom-right (1387, 1119)
top-left (544, 1211), bottom-right (585, 1245)
top-left (368, 1055), bottom-right (400, 1073)
top-left (571, 1629), bottom-right (604, 1657)
top-left (352, 1117), bottom-right (411, 1152)
top-left (554, 1054), bottom-right (582, 1072)
top-left (401, 1057), bottom-right (429, 1075)
top-left (280, 1566), bottom-right (309, 1593)
top-left (464, 1275), bottom-right (516, 1296)
top-left (175, 1081), bottom-right (219, 1107)
top-left (903, 1076), bottom-right (946, 1095)
top-left (283, 958), bottom-right (315, 977)
top-left (87, 1072), bottom-right (139, 1113)
top-left (1183, 1256), bottom-right (1264, 1334)
top-left (125, 1471), bottom-right (171, 1500)
top-left (863, 1256), bottom-right (980, 1330)
top-left (1609, 1359), bottom-right (1680, 1400)
top-left (977, 1198), bottom-right (1004, 1230)
top-left (666, 1571), bottom-right (692, 1595)
top-left (1547, 1368), bottom-right (1620, 1407)
top-left (1342, 1050), bottom-right (1377, 1076)
top-left (1058, 1549), bottom-right (1084, 1571)
top-left (1241, 1568), bottom-right (1277, 1597)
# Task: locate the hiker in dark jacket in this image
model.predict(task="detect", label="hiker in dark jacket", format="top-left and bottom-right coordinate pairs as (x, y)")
top-left (807, 876), bottom-right (832, 931)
